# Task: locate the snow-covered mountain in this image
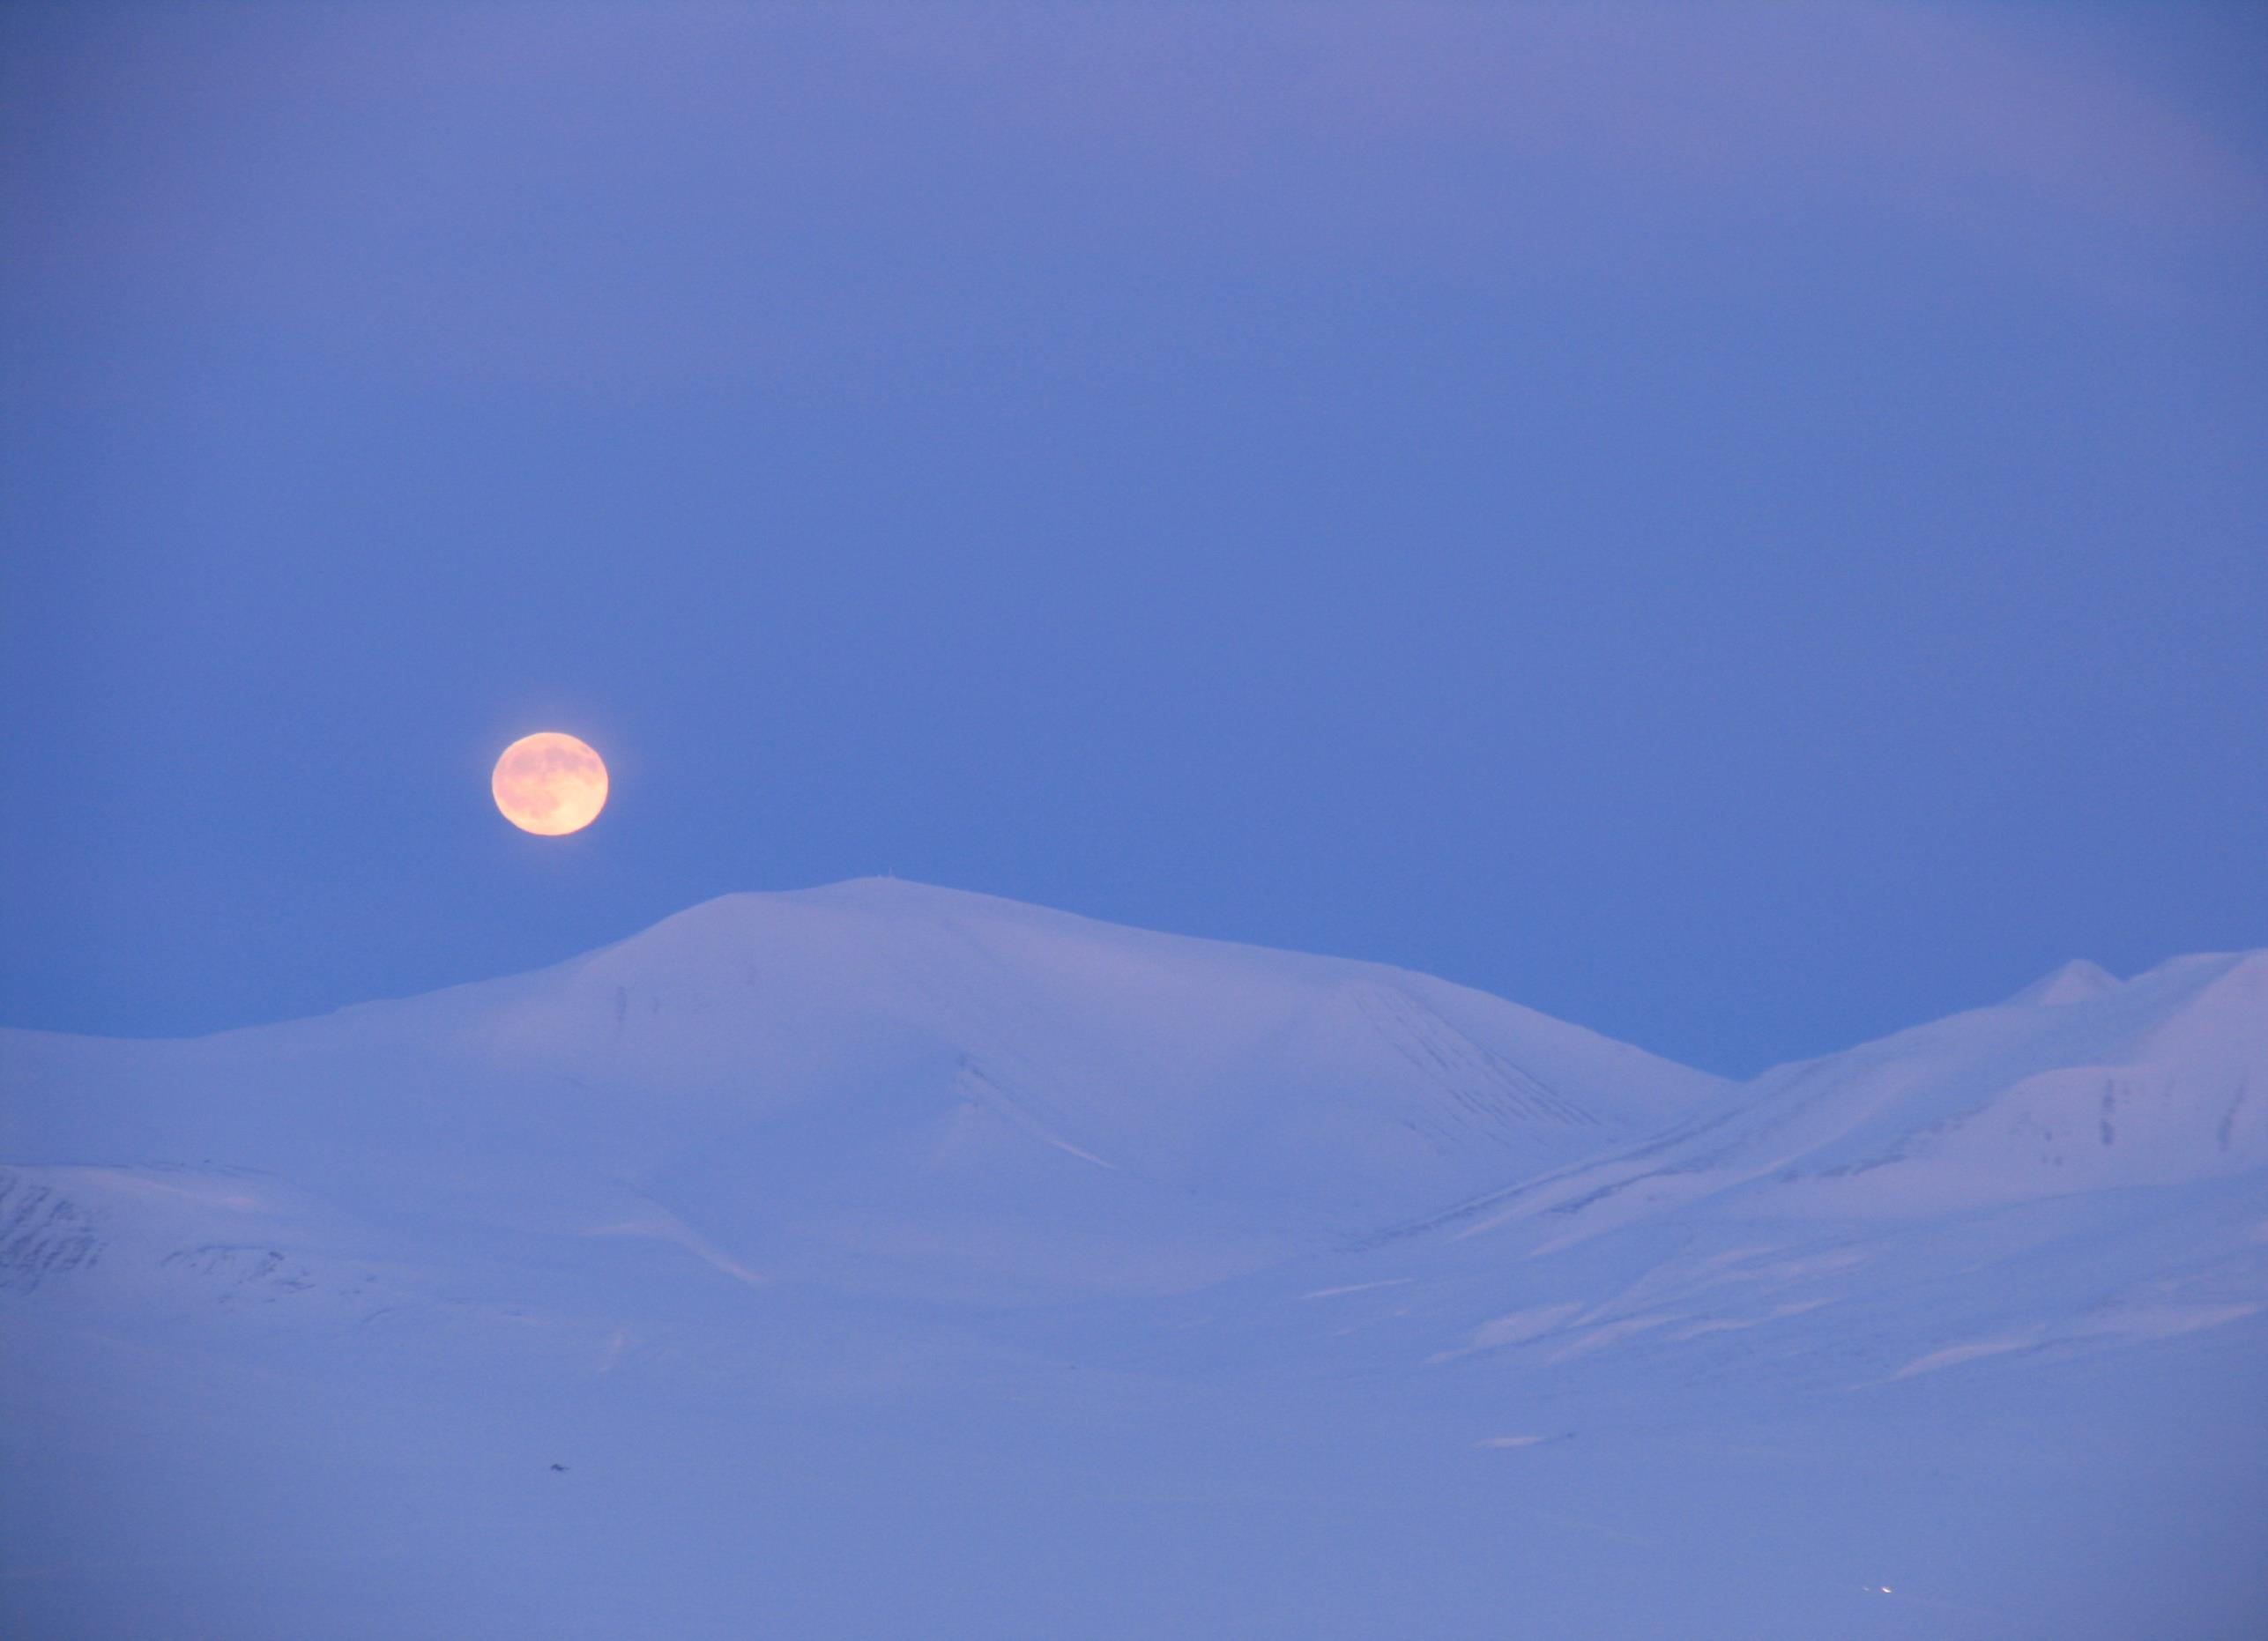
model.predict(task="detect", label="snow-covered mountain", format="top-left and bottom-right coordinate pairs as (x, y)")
top-left (1, 880), bottom-right (1720, 1303)
top-left (3, 887), bottom-right (2263, 1640)
top-left (1291, 949), bottom-right (2268, 1405)
top-left (1439, 947), bottom-right (2265, 1242)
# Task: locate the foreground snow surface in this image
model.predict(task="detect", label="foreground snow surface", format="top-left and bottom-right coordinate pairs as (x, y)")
top-left (4, 882), bottom-right (2264, 1637)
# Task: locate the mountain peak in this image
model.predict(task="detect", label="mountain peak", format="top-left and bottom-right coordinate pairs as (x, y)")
top-left (622, 878), bottom-right (1137, 946)
top-left (0, 879), bottom-right (1725, 1298)
top-left (2004, 957), bottom-right (2119, 1007)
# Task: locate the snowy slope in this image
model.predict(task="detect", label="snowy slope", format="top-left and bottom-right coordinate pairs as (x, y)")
top-left (1297, 950), bottom-right (2268, 1400)
top-left (3, 896), bottom-right (2264, 1639)
top-left (0, 880), bottom-right (1721, 1302)
top-left (1421, 947), bottom-right (2266, 1244)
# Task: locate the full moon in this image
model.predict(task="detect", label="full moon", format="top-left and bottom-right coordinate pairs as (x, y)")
top-left (492, 731), bottom-right (608, 835)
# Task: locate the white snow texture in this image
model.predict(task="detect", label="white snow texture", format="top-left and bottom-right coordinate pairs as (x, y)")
top-left (3, 881), bottom-right (2263, 1638)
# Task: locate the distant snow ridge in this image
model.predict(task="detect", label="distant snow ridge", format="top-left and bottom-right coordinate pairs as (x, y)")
top-left (1438, 947), bottom-right (2267, 1248)
top-left (4, 888), bottom-right (2265, 1638)
top-left (1371, 948), bottom-right (2268, 1405)
top-left (3, 897), bottom-right (2258, 1320)
top-left (0, 880), bottom-right (1720, 1300)
top-left (2004, 957), bottom-right (2121, 1007)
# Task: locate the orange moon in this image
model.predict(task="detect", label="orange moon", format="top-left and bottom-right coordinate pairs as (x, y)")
top-left (492, 732), bottom-right (608, 835)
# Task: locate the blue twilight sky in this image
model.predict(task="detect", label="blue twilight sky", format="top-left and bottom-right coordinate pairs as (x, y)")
top-left (3, 3), bottom-right (2264, 1077)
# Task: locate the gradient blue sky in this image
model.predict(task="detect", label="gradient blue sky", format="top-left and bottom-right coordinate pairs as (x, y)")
top-left (4, 3), bottom-right (2264, 1076)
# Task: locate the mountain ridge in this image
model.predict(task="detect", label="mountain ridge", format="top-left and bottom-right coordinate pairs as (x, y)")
top-left (5, 886), bottom-right (2264, 1638)
top-left (0, 879), bottom-right (1724, 1298)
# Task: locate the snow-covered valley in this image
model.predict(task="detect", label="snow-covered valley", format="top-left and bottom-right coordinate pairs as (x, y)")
top-left (4, 882), bottom-right (2263, 1637)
